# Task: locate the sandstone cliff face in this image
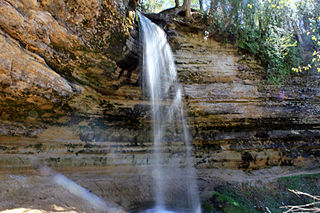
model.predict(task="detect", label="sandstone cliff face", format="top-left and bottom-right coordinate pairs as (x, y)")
top-left (174, 33), bottom-right (320, 170)
top-left (0, 0), bottom-right (319, 176)
top-left (0, 3), bottom-right (320, 211)
top-left (0, 0), bottom-right (135, 131)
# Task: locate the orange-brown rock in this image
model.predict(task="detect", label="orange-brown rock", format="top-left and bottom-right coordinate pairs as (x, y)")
top-left (0, 0), bottom-right (136, 125)
top-left (0, 3), bottom-right (319, 210)
top-left (174, 32), bottom-right (320, 170)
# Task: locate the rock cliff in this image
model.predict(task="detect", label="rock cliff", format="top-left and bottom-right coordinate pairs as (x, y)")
top-left (174, 32), bottom-right (320, 170)
top-left (0, 0), bottom-right (136, 133)
top-left (0, 1), bottom-right (320, 211)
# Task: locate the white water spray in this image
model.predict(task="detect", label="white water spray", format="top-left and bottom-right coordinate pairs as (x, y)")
top-left (138, 13), bottom-right (201, 213)
top-left (40, 167), bottom-right (125, 213)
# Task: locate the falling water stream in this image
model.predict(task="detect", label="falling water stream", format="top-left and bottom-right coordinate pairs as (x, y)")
top-left (138, 13), bottom-right (201, 213)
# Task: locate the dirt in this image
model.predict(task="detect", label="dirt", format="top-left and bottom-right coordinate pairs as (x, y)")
top-left (0, 174), bottom-right (104, 213)
top-left (199, 166), bottom-right (320, 185)
top-left (0, 169), bottom-right (126, 213)
top-left (0, 166), bottom-right (319, 213)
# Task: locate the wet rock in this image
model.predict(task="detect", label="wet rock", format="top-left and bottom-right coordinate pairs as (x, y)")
top-left (0, 6), bottom-right (319, 175)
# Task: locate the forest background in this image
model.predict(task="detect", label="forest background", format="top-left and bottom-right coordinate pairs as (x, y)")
top-left (140, 0), bottom-right (320, 85)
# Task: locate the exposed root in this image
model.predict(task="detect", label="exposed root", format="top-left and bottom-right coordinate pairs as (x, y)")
top-left (159, 6), bottom-right (195, 22)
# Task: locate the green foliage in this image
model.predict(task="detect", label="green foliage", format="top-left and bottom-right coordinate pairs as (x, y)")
top-left (205, 0), bottom-right (320, 85)
top-left (201, 173), bottom-right (320, 213)
top-left (279, 173), bottom-right (320, 194)
top-left (138, 0), bottom-right (320, 84)
top-left (139, 0), bottom-right (171, 13)
top-left (202, 186), bottom-right (259, 213)
top-left (139, 0), bottom-right (200, 13)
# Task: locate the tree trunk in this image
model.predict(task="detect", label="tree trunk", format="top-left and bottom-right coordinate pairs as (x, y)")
top-left (182, 0), bottom-right (192, 20)
top-left (199, 0), bottom-right (203, 11)
top-left (292, 20), bottom-right (303, 44)
top-left (175, 0), bottom-right (179, 8)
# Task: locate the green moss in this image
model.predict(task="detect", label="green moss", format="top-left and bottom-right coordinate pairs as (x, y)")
top-left (202, 186), bottom-right (258, 213)
top-left (28, 110), bottom-right (39, 118)
top-left (202, 173), bottom-right (320, 213)
top-left (279, 173), bottom-right (320, 195)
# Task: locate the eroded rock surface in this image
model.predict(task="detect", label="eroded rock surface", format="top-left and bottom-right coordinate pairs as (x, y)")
top-left (0, 7), bottom-right (319, 170)
top-left (0, 5), bottom-right (320, 211)
top-left (0, 0), bottom-right (135, 125)
top-left (174, 33), bottom-right (320, 170)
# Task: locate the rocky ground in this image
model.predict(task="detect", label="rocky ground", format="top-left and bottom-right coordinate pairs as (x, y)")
top-left (0, 167), bottom-right (319, 213)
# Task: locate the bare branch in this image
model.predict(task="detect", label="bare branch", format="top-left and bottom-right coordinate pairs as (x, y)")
top-left (281, 190), bottom-right (320, 213)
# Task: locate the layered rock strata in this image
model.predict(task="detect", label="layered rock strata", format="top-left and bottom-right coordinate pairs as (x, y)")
top-left (0, 9), bottom-right (319, 171)
top-left (174, 33), bottom-right (320, 169)
top-left (0, 4), bottom-right (320, 210)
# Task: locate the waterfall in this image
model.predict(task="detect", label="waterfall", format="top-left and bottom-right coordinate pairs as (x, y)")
top-left (138, 13), bottom-right (201, 213)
